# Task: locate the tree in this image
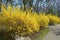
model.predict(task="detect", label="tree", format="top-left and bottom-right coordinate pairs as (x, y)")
top-left (0, 0), bottom-right (2, 11)
top-left (23, 0), bottom-right (28, 10)
top-left (28, 0), bottom-right (34, 8)
top-left (44, 0), bottom-right (51, 13)
top-left (6, 0), bottom-right (13, 6)
top-left (45, 0), bottom-right (50, 3)
top-left (22, 0), bottom-right (34, 10)
top-left (34, 0), bottom-right (43, 13)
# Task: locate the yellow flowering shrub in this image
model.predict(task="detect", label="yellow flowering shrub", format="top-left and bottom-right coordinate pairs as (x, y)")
top-left (47, 14), bottom-right (60, 25)
top-left (0, 5), bottom-right (60, 37)
top-left (37, 13), bottom-right (49, 28)
top-left (0, 5), bottom-right (40, 36)
top-left (58, 17), bottom-right (60, 23)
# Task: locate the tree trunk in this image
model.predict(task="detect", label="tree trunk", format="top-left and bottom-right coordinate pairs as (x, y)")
top-left (0, 0), bottom-right (2, 12)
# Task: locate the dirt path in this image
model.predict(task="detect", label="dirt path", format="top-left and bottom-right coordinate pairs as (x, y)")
top-left (42, 24), bottom-right (60, 40)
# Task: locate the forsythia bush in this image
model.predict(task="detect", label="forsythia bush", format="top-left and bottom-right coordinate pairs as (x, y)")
top-left (47, 14), bottom-right (60, 25)
top-left (37, 13), bottom-right (49, 28)
top-left (0, 6), bottom-right (40, 36)
top-left (59, 18), bottom-right (60, 23)
top-left (0, 5), bottom-right (60, 36)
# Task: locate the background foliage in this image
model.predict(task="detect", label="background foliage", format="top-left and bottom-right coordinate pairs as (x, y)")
top-left (0, 0), bottom-right (60, 16)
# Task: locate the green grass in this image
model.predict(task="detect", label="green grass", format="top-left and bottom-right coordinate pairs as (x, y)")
top-left (40, 28), bottom-right (50, 40)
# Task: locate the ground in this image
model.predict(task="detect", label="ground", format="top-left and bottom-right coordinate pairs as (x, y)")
top-left (42, 24), bottom-right (60, 40)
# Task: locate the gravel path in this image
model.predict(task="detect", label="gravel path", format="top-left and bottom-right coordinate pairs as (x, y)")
top-left (42, 24), bottom-right (60, 40)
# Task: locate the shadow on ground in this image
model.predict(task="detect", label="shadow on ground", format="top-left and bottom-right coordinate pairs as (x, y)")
top-left (53, 30), bottom-right (60, 36)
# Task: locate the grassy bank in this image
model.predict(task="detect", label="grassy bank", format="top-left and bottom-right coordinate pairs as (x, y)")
top-left (40, 28), bottom-right (50, 40)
